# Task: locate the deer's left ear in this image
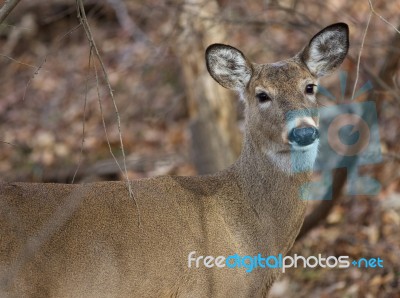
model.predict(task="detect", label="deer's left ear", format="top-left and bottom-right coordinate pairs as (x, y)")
top-left (300, 23), bottom-right (349, 77)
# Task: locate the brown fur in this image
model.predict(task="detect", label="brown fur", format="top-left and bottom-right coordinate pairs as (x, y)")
top-left (0, 23), bottom-right (349, 297)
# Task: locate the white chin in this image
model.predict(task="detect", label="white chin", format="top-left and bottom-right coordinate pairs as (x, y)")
top-left (268, 141), bottom-right (319, 174)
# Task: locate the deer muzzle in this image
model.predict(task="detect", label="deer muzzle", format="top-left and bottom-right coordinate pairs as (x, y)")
top-left (288, 126), bottom-right (319, 146)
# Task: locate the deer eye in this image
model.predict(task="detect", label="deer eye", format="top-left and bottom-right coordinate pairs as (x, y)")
top-left (256, 92), bottom-right (271, 103)
top-left (305, 84), bottom-right (317, 95)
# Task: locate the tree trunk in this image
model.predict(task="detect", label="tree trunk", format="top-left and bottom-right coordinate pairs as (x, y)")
top-left (175, 0), bottom-right (242, 174)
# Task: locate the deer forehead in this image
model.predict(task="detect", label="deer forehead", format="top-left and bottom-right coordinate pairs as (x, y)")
top-left (250, 60), bottom-right (315, 96)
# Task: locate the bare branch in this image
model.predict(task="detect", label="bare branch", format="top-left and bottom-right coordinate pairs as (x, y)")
top-left (368, 0), bottom-right (400, 35)
top-left (71, 48), bottom-right (93, 184)
top-left (0, 0), bottom-right (21, 25)
top-left (351, 11), bottom-right (372, 100)
top-left (0, 140), bottom-right (16, 147)
top-left (0, 54), bottom-right (40, 69)
top-left (76, 0), bottom-right (141, 227)
top-left (22, 56), bottom-right (47, 101)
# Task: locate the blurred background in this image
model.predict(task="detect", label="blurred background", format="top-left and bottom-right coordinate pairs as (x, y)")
top-left (0, 0), bottom-right (399, 297)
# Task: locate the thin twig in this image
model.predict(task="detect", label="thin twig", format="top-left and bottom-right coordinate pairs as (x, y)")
top-left (55, 23), bottom-right (82, 43)
top-left (92, 61), bottom-right (123, 174)
top-left (76, 2), bottom-right (124, 176)
top-left (18, 24), bottom-right (82, 101)
top-left (71, 47), bottom-right (93, 184)
top-left (76, 0), bottom-right (141, 227)
top-left (0, 140), bottom-right (16, 147)
top-left (352, 11), bottom-right (372, 100)
top-left (367, 0), bottom-right (400, 35)
top-left (23, 56), bottom-right (47, 101)
top-left (0, 54), bottom-right (41, 69)
top-left (0, 0), bottom-right (21, 25)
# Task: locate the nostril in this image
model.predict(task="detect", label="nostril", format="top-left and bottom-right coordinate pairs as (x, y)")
top-left (288, 127), bottom-right (319, 146)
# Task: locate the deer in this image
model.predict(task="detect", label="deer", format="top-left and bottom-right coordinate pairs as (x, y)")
top-left (0, 23), bottom-right (349, 297)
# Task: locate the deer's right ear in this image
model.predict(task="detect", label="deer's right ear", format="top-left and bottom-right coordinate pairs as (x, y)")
top-left (206, 44), bottom-right (252, 92)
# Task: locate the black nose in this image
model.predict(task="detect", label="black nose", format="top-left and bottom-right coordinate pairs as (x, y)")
top-left (288, 127), bottom-right (319, 146)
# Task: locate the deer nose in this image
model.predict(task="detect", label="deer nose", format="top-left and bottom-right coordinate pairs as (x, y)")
top-left (288, 127), bottom-right (319, 146)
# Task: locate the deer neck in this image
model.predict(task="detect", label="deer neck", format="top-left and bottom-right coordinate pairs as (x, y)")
top-left (231, 135), bottom-right (309, 251)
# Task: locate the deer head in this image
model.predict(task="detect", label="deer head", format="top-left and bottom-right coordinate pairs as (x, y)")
top-left (206, 23), bottom-right (349, 174)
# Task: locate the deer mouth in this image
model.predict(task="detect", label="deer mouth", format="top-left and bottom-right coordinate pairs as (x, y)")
top-left (277, 149), bottom-right (291, 154)
top-left (278, 140), bottom-right (319, 154)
